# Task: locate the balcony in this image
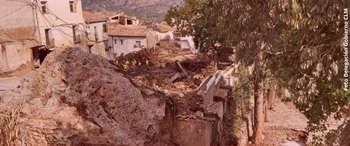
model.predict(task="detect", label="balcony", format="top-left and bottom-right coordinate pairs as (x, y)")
top-left (74, 34), bottom-right (81, 44)
top-left (46, 38), bottom-right (55, 48)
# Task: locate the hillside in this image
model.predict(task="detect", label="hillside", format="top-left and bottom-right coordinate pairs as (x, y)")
top-left (82, 0), bottom-right (183, 21)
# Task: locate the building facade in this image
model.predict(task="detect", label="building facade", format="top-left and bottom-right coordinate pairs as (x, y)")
top-left (107, 24), bottom-right (157, 56)
top-left (0, 0), bottom-right (86, 72)
top-left (152, 24), bottom-right (175, 41)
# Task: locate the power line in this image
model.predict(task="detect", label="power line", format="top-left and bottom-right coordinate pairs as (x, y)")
top-left (0, 3), bottom-right (30, 20)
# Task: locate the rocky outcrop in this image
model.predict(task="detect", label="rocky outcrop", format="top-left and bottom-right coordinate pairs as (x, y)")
top-left (0, 47), bottom-right (166, 145)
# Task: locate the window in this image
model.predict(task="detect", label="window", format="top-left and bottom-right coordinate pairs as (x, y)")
top-left (72, 25), bottom-right (80, 43)
top-left (135, 41), bottom-right (141, 47)
top-left (94, 26), bottom-right (98, 41)
top-left (127, 19), bottom-right (133, 25)
top-left (114, 39), bottom-right (117, 45)
top-left (45, 28), bottom-right (51, 46)
top-left (69, 1), bottom-right (76, 13)
top-left (103, 24), bottom-right (107, 33)
top-left (120, 40), bottom-right (123, 45)
top-left (111, 16), bottom-right (119, 20)
top-left (41, 1), bottom-right (48, 14)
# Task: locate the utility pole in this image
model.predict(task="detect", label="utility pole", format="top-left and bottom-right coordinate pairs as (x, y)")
top-left (31, 0), bottom-right (42, 44)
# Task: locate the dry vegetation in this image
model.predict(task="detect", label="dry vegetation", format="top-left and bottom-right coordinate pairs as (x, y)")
top-left (0, 105), bottom-right (21, 146)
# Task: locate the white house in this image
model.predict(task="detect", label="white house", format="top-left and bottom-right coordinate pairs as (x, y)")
top-left (83, 11), bottom-right (143, 60)
top-left (83, 12), bottom-right (113, 60)
top-left (0, 0), bottom-right (86, 72)
top-left (152, 24), bottom-right (175, 41)
top-left (108, 14), bottom-right (139, 25)
top-left (107, 23), bottom-right (157, 55)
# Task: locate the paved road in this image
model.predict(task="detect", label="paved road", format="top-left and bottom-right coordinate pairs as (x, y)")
top-left (0, 76), bottom-right (22, 91)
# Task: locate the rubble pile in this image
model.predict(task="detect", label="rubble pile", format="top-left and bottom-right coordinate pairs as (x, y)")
top-left (0, 47), bottom-right (167, 145)
top-left (115, 42), bottom-right (215, 92)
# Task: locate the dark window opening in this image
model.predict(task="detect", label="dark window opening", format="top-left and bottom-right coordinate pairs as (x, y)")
top-left (69, 1), bottom-right (76, 13)
top-left (39, 49), bottom-right (52, 64)
top-left (120, 40), bottom-right (123, 45)
top-left (32, 47), bottom-right (52, 68)
top-left (135, 41), bottom-right (141, 47)
top-left (103, 24), bottom-right (107, 33)
top-left (41, 1), bottom-right (48, 14)
top-left (94, 26), bottom-right (98, 41)
top-left (127, 19), bottom-right (133, 25)
top-left (111, 16), bottom-right (119, 20)
top-left (104, 41), bottom-right (109, 51)
top-left (73, 25), bottom-right (80, 43)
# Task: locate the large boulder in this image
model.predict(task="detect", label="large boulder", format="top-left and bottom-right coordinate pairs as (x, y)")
top-left (0, 48), bottom-right (166, 145)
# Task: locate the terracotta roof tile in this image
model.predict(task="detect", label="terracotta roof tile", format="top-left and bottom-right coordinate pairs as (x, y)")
top-left (152, 24), bottom-right (175, 32)
top-left (107, 23), bottom-right (149, 37)
top-left (83, 11), bottom-right (118, 22)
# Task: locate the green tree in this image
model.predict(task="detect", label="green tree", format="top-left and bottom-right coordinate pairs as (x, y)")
top-left (166, 0), bottom-right (350, 144)
top-left (268, 0), bottom-right (350, 143)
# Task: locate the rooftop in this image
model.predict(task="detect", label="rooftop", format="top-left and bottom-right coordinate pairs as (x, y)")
top-left (107, 23), bottom-right (149, 37)
top-left (152, 24), bottom-right (175, 32)
top-left (83, 11), bottom-right (119, 22)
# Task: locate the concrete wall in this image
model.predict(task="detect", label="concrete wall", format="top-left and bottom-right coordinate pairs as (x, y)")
top-left (109, 36), bottom-right (146, 55)
top-left (89, 42), bottom-right (113, 60)
top-left (146, 31), bottom-right (157, 48)
top-left (177, 40), bottom-right (191, 50)
top-left (0, 0), bottom-right (36, 40)
top-left (0, 42), bottom-right (33, 72)
top-left (156, 31), bottom-right (174, 41)
top-left (173, 120), bottom-right (213, 146)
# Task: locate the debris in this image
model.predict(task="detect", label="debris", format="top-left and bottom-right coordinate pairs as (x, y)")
top-left (167, 72), bottom-right (180, 84)
top-left (175, 60), bottom-right (189, 78)
top-left (0, 48), bottom-right (166, 146)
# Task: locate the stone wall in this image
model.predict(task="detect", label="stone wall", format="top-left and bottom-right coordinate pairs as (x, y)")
top-left (0, 42), bottom-right (34, 73)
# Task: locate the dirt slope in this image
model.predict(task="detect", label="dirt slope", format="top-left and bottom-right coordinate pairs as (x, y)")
top-left (263, 99), bottom-right (308, 146)
top-left (0, 47), bottom-right (166, 145)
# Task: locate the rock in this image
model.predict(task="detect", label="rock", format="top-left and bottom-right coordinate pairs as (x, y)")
top-left (281, 141), bottom-right (305, 146)
top-left (0, 48), bottom-right (166, 146)
top-left (173, 120), bottom-right (212, 146)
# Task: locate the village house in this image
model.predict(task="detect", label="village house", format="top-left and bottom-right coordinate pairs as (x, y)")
top-left (107, 23), bottom-right (157, 55)
top-left (83, 11), bottom-right (114, 60)
top-left (84, 11), bottom-right (144, 59)
top-left (0, 0), bottom-right (86, 72)
top-left (152, 23), bottom-right (176, 41)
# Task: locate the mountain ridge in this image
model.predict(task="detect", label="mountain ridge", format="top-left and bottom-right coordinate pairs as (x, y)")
top-left (82, 0), bottom-right (183, 21)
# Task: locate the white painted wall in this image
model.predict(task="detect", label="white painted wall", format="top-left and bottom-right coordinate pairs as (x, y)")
top-left (0, 0), bottom-right (34, 29)
top-left (0, 0), bottom-right (36, 40)
top-left (176, 36), bottom-right (196, 50)
top-left (109, 36), bottom-right (147, 55)
top-left (0, 0), bottom-right (86, 48)
top-left (156, 31), bottom-right (174, 41)
top-left (86, 21), bottom-right (112, 59)
top-left (86, 21), bottom-right (108, 42)
top-left (35, 0), bottom-right (86, 47)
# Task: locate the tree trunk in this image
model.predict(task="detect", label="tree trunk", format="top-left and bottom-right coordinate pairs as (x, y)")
top-left (265, 81), bottom-right (276, 122)
top-left (252, 41), bottom-right (265, 145)
top-left (252, 76), bottom-right (264, 145)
